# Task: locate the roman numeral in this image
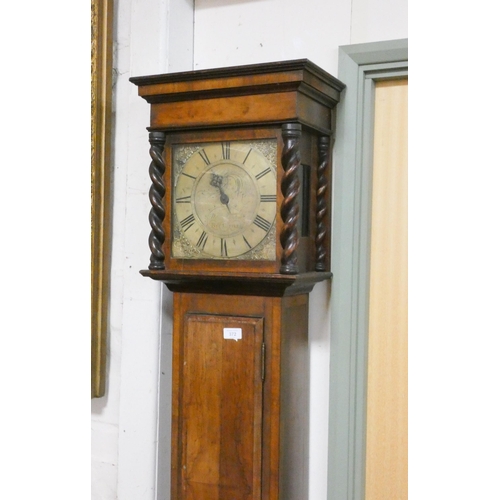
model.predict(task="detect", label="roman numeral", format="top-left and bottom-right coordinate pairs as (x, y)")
top-left (179, 214), bottom-right (195, 231)
top-left (242, 148), bottom-right (253, 164)
top-left (221, 142), bottom-right (230, 160)
top-left (253, 215), bottom-right (272, 232)
top-left (176, 195), bottom-right (191, 203)
top-left (256, 167), bottom-right (271, 180)
top-left (199, 149), bottom-right (211, 165)
top-left (260, 194), bottom-right (276, 202)
top-left (196, 231), bottom-right (208, 250)
top-left (221, 238), bottom-right (228, 257)
top-left (242, 235), bottom-right (252, 249)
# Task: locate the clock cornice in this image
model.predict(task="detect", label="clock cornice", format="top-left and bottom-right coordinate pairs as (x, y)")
top-left (129, 58), bottom-right (345, 105)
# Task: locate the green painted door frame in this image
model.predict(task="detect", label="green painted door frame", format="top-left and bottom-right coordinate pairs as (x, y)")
top-left (327, 39), bottom-right (408, 500)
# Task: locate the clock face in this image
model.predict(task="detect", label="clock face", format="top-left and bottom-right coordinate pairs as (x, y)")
top-left (172, 139), bottom-right (277, 260)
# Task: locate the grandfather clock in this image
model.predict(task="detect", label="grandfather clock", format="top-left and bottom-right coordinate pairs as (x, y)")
top-left (131, 60), bottom-right (344, 500)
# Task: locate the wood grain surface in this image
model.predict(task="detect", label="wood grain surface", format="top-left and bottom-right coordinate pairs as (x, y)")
top-left (365, 78), bottom-right (408, 500)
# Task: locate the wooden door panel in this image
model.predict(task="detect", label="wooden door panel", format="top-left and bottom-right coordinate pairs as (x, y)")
top-left (365, 78), bottom-right (408, 500)
top-left (180, 314), bottom-right (264, 500)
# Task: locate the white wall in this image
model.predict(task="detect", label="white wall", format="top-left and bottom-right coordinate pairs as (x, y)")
top-left (193, 0), bottom-right (350, 74)
top-left (91, 0), bottom-right (407, 498)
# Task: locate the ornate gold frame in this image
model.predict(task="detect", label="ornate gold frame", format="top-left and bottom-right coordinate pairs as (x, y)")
top-left (91, 0), bottom-right (113, 398)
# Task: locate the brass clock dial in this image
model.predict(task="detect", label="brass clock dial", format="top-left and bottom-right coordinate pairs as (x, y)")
top-left (172, 139), bottom-right (277, 260)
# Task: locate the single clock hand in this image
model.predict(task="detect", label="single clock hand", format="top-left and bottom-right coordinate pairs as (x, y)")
top-left (210, 174), bottom-right (230, 212)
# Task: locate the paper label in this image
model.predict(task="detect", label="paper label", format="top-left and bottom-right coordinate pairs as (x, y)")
top-left (223, 328), bottom-right (242, 341)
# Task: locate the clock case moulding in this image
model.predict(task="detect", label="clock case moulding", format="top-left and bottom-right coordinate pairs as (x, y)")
top-left (130, 59), bottom-right (345, 297)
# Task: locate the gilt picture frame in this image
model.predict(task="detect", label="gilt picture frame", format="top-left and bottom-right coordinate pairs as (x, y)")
top-left (91, 0), bottom-right (113, 398)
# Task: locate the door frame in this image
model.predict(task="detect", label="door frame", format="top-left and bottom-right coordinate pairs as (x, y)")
top-left (327, 38), bottom-right (408, 500)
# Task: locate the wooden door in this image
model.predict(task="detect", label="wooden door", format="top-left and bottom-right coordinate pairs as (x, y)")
top-left (364, 78), bottom-right (408, 499)
top-left (178, 313), bottom-right (264, 500)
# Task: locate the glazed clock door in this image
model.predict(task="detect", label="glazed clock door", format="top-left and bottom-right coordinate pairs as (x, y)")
top-left (177, 313), bottom-right (265, 500)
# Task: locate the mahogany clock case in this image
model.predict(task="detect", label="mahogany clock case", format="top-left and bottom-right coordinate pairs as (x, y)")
top-left (171, 291), bottom-right (311, 500)
top-left (131, 59), bottom-right (345, 292)
top-left (160, 126), bottom-right (323, 276)
top-left (130, 60), bottom-right (345, 500)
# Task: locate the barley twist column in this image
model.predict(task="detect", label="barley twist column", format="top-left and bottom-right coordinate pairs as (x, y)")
top-left (280, 123), bottom-right (302, 274)
top-left (315, 135), bottom-right (330, 271)
top-left (147, 131), bottom-right (167, 270)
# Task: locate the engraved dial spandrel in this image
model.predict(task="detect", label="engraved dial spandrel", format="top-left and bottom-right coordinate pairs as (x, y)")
top-left (172, 140), bottom-right (277, 260)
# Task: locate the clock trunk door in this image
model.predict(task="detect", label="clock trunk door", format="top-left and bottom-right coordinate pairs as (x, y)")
top-left (178, 314), bottom-right (264, 500)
